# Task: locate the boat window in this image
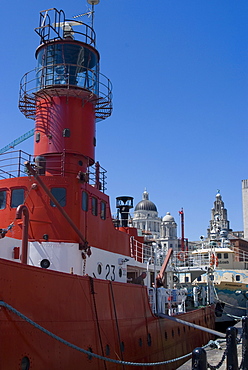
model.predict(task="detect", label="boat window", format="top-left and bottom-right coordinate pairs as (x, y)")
top-left (100, 201), bottom-right (106, 220)
top-left (11, 188), bottom-right (24, 208)
top-left (224, 253), bottom-right (228, 259)
top-left (210, 275), bottom-right (214, 281)
top-left (82, 191), bottom-right (88, 211)
top-left (217, 253), bottom-right (221, 259)
top-left (92, 197), bottom-right (98, 216)
top-left (197, 276), bottom-right (202, 282)
top-left (0, 190), bottom-right (6, 209)
top-left (50, 187), bottom-right (66, 207)
top-left (236, 275), bottom-right (241, 281)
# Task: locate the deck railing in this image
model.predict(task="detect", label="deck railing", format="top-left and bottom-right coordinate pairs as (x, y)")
top-left (128, 236), bottom-right (248, 270)
top-left (0, 150), bottom-right (107, 192)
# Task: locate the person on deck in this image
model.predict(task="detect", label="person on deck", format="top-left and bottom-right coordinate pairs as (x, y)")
top-left (132, 272), bottom-right (147, 285)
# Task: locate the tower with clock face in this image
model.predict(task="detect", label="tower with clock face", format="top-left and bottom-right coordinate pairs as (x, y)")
top-left (207, 191), bottom-right (231, 239)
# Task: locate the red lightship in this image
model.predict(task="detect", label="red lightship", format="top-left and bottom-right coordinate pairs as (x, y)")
top-left (0, 4), bottom-right (216, 369)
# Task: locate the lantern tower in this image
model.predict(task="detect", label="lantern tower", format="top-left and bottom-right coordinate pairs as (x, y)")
top-left (19, 6), bottom-right (112, 177)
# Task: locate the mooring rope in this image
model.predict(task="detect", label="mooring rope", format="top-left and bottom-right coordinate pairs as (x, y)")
top-left (158, 312), bottom-right (226, 338)
top-left (0, 300), bottom-right (210, 367)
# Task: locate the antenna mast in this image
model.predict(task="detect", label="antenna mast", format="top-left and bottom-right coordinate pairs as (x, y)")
top-left (87, 0), bottom-right (100, 29)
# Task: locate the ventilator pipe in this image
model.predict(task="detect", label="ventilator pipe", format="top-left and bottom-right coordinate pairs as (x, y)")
top-left (16, 204), bottom-right (29, 264)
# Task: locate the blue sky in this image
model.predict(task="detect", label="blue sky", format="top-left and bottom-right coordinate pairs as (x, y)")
top-left (0, 0), bottom-right (247, 241)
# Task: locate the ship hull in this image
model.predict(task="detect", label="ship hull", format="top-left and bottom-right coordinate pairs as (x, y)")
top-left (0, 258), bottom-right (215, 370)
top-left (214, 279), bottom-right (248, 322)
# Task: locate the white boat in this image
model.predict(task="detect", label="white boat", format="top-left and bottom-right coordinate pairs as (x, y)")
top-left (172, 234), bottom-right (248, 323)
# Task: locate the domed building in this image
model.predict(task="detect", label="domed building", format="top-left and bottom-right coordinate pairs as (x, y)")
top-left (133, 190), bottom-right (178, 250)
top-left (133, 190), bottom-right (161, 239)
top-left (159, 212), bottom-right (178, 252)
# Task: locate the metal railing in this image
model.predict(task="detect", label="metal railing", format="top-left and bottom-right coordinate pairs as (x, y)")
top-left (19, 64), bottom-right (112, 121)
top-left (35, 8), bottom-right (96, 46)
top-left (0, 150), bottom-right (107, 192)
top-left (0, 150), bottom-right (32, 179)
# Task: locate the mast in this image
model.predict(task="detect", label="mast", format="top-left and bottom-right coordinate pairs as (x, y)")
top-left (87, 0), bottom-right (100, 29)
top-left (179, 208), bottom-right (185, 251)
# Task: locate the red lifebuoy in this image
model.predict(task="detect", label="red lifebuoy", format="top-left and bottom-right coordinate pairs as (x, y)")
top-left (178, 252), bottom-right (188, 261)
top-left (210, 254), bottom-right (218, 267)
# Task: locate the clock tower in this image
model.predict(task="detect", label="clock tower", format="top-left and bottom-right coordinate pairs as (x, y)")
top-left (207, 191), bottom-right (231, 238)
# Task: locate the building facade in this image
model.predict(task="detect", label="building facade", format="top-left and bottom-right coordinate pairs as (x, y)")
top-left (132, 190), bottom-right (161, 239)
top-left (132, 190), bottom-right (178, 253)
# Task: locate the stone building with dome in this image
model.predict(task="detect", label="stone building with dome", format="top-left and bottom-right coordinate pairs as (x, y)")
top-left (160, 212), bottom-right (178, 251)
top-left (132, 190), bottom-right (161, 239)
top-left (132, 190), bottom-right (179, 252)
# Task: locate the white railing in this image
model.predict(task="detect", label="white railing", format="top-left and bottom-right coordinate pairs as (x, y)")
top-left (148, 287), bottom-right (187, 315)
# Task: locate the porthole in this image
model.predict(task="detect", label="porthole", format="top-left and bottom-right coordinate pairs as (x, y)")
top-left (43, 234), bottom-right (49, 241)
top-left (21, 356), bottom-right (30, 370)
top-left (147, 333), bottom-right (152, 346)
top-left (172, 329), bottom-right (174, 337)
top-left (120, 341), bottom-right (125, 352)
top-left (35, 132), bottom-right (40, 143)
top-left (62, 128), bottom-right (70, 137)
top-left (164, 331), bottom-right (167, 340)
top-left (139, 338), bottom-right (142, 347)
top-left (105, 344), bottom-right (110, 356)
top-left (40, 259), bottom-right (50, 269)
top-left (87, 347), bottom-right (93, 360)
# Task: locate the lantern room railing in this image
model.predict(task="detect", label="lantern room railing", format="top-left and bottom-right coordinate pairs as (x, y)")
top-left (35, 8), bottom-right (96, 46)
top-left (19, 65), bottom-right (113, 121)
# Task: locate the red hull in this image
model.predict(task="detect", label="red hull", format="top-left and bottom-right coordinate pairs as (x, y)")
top-left (0, 258), bottom-right (214, 370)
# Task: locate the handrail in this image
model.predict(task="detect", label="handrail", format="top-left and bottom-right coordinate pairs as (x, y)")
top-left (19, 64), bottom-right (112, 121)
